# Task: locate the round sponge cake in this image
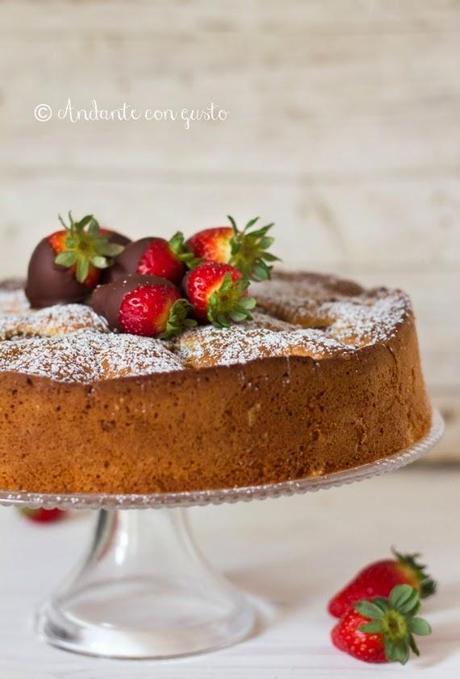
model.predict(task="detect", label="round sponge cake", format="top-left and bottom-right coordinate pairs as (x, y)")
top-left (0, 272), bottom-right (432, 494)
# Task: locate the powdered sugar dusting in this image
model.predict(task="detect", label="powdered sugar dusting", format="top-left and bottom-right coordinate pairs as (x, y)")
top-left (0, 304), bottom-right (109, 340)
top-left (253, 272), bottom-right (364, 328)
top-left (0, 275), bottom-right (412, 383)
top-left (0, 287), bottom-right (184, 382)
top-left (324, 291), bottom-right (409, 346)
top-left (177, 324), bottom-right (350, 368)
top-left (248, 311), bottom-right (298, 331)
top-left (254, 274), bottom-right (410, 348)
top-left (0, 332), bottom-right (183, 383)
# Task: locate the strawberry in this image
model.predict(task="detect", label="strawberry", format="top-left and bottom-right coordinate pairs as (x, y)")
top-left (186, 216), bottom-right (279, 281)
top-left (19, 507), bottom-right (66, 524)
top-left (90, 274), bottom-right (196, 338)
top-left (48, 213), bottom-right (128, 284)
top-left (187, 227), bottom-right (233, 264)
top-left (183, 261), bottom-right (256, 327)
top-left (106, 232), bottom-right (193, 285)
top-left (328, 549), bottom-right (436, 618)
top-left (331, 584), bottom-right (431, 664)
top-left (26, 212), bottom-right (130, 308)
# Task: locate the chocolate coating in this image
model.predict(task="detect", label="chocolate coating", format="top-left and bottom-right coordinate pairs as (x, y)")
top-left (25, 238), bottom-right (90, 309)
top-left (105, 231), bottom-right (131, 248)
top-left (90, 274), bottom-right (177, 331)
top-left (25, 230), bottom-right (132, 309)
top-left (104, 237), bottom-right (154, 284)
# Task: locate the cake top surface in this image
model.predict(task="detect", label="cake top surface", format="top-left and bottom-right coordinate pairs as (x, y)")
top-left (0, 273), bottom-right (411, 383)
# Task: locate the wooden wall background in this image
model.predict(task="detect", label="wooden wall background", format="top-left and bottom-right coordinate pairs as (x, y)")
top-left (0, 1), bottom-right (458, 458)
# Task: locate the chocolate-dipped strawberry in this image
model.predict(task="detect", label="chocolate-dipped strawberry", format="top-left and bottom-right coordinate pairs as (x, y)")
top-left (90, 274), bottom-right (196, 338)
top-left (106, 233), bottom-right (194, 286)
top-left (25, 213), bottom-right (130, 309)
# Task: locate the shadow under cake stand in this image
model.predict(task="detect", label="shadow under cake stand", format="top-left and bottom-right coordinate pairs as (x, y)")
top-left (0, 410), bottom-right (444, 660)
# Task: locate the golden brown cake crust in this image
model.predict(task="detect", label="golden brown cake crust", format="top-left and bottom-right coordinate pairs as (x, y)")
top-left (0, 273), bottom-right (432, 494)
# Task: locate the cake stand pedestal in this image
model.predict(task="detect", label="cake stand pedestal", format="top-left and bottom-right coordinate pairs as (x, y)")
top-left (0, 410), bottom-right (443, 660)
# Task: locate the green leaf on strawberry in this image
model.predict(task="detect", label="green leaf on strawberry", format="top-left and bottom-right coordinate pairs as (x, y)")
top-left (55, 212), bottom-right (125, 283)
top-left (184, 262), bottom-right (257, 328)
top-left (332, 584), bottom-right (432, 665)
top-left (207, 272), bottom-right (255, 328)
top-left (391, 548), bottom-right (437, 599)
top-left (227, 215), bottom-right (280, 281)
top-left (163, 299), bottom-right (197, 339)
top-left (355, 585), bottom-right (431, 664)
top-left (168, 231), bottom-right (201, 269)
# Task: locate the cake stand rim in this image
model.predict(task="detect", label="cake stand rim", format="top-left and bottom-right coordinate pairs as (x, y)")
top-left (0, 409), bottom-right (444, 510)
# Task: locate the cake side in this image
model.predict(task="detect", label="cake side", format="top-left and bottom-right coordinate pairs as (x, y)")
top-left (0, 306), bottom-right (431, 494)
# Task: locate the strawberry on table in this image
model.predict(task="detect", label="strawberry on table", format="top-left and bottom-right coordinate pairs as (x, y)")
top-left (331, 584), bottom-right (432, 664)
top-left (183, 261), bottom-right (256, 327)
top-left (90, 274), bottom-right (196, 338)
top-left (328, 549), bottom-right (436, 618)
top-left (19, 507), bottom-right (66, 524)
top-left (186, 216), bottom-right (279, 281)
top-left (25, 212), bottom-right (130, 308)
top-left (106, 233), bottom-right (193, 285)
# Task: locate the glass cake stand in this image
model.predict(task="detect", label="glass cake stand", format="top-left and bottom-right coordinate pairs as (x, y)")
top-left (0, 410), bottom-right (444, 660)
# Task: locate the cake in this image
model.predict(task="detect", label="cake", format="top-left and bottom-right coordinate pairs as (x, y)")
top-left (0, 272), bottom-right (431, 494)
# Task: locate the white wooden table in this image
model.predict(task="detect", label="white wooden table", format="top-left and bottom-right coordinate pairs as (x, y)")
top-left (0, 465), bottom-right (458, 678)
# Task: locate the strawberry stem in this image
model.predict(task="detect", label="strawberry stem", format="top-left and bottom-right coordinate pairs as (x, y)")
top-left (227, 215), bottom-right (280, 281)
top-left (163, 299), bottom-right (197, 339)
top-left (392, 548), bottom-right (437, 599)
top-left (207, 272), bottom-right (256, 328)
top-left (54, 212), bottom-right (125, 283)
top-left (356, 585), bottom-right (431, 665)
top-left (169, 231), bottom-right (201, 268)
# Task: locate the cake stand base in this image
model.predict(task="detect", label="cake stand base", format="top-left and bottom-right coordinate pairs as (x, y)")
top-left (36, 509), bottom-right (255, 659)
